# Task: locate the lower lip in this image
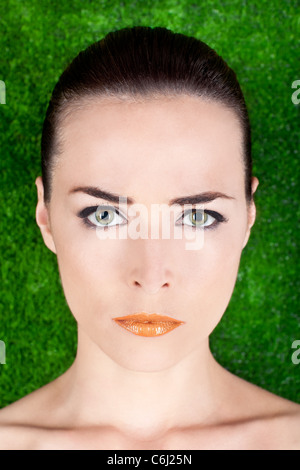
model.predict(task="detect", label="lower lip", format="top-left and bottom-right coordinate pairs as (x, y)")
top-left (113, 315), bottom-right (184, 337)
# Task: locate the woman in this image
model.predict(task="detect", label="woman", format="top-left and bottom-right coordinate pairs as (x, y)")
top-left (0, 26), bottom-right (299, 450)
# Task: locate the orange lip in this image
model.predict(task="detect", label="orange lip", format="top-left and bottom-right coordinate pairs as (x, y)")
top-left (112, 313), bottom-right (185, 337)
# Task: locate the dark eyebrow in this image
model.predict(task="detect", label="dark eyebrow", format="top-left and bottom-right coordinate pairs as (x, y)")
top-left (68, 186), bottom-right (235, 205)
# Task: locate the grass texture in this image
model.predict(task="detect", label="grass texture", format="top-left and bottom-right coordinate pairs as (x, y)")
top-left (0, 0), bottom-right (299, 407)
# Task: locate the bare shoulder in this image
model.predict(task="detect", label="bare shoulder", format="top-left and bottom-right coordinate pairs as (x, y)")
top-left (0, 375), bottom-right (66, 450)
top-left (0, 423), bottom-right (40, 450)
top-left (243, 400), bottom-right (300, 450)
top-left (277, 405), bottom-right (300, 449)
top-left (222, 370), bottom-right (300, 449)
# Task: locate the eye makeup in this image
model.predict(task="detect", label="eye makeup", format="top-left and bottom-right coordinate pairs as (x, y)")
top-left (77, 205), bottom-right (126, 230)
top-left (76, 204), bottom-right (229, 231)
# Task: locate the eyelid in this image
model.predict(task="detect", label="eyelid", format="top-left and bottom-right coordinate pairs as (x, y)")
top-left (179, 208), bottom-right (228, 223)
top-left (77, 205), bottom-right (226, 218)
top-left (77, 205), bottom-right (124, 219)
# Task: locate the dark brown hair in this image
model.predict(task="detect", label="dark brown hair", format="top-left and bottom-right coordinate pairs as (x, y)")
top-left (41, 25), bottom-right (253, 205)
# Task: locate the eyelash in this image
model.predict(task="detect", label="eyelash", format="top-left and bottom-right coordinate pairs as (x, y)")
top-left (77, 205), bottom-right (228, 231)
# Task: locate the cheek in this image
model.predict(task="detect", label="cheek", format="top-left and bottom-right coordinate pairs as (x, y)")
top-left (54, 230), bottom-right (118, 323)
top-left (181, 226), bottom-right (245, 336)
top-left (183, 223), bottom-right (244, 284)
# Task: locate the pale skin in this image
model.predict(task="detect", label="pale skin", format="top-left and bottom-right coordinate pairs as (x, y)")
top-left (0, 95), bottom-right (299, 450)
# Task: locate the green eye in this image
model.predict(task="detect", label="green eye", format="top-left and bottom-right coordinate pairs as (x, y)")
top-left (188, 210), bottom-right (209, 227)
top-left (95, 208), bottom-right (115, 226)
top-left (181, 209), bottom-right (216, 228)
top-left (89, 206), bottom-right (126, 228)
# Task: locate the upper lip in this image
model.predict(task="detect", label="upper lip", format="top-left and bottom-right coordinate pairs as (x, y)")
top-left (113, 313), bottom-right (184, 324)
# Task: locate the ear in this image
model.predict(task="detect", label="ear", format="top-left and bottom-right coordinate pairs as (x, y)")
top-left (242, 176), bottom-right (259, 249)
top-left (35, 176), bottom-right (57, 254)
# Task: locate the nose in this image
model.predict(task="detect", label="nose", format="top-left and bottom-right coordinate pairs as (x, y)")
top-left (130, 280), bottom-right (169, 295)
top-left (127, 239), bottom-right (173, 294)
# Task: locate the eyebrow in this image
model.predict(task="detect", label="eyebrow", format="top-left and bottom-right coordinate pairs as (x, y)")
top-left (69, 186), bottom-right (235, 205)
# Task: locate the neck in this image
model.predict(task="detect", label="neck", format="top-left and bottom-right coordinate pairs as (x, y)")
top-left (55, 329), bottom-right (227, 442)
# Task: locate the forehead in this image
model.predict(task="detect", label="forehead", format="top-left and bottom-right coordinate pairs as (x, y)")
top-left (54, 95), bottom-right (244, 198)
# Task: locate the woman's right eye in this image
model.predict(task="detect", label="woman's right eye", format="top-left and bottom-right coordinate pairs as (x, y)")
top-left (78, 205), bottom-right (127, 229)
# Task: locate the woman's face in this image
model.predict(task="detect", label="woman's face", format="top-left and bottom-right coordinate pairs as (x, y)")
top-left (36, 94), bottom-right (258, 372)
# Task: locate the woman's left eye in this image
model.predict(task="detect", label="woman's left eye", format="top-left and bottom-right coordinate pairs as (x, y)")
top-left (177, 209), bottom-right (226, 230)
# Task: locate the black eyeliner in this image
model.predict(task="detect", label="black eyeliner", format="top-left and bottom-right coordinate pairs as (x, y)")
top-left (77, 206), bottom-right (228, 230)
top-left (77, 205), bottom-right (124, 230)
top-left (77, 205), bottom-right (118, 219)
top-left (202, 209), bottom-right (228, 223)
top-left (176, 208), bottom-right (228, 231)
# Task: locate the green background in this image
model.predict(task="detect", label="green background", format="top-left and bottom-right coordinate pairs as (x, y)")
top-left (0, 0), bottom-right (299, 407)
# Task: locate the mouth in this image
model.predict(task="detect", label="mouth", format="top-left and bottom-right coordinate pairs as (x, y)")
top-left (112, 313), bottom-right (185, 337)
